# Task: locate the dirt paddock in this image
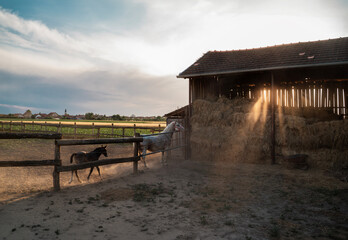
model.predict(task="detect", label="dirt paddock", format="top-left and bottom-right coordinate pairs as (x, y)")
top-left (0, 140), bottom-right (347, 239)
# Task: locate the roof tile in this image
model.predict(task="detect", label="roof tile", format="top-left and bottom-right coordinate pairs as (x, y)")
top-left (178, 37), bottom-right (348, 77)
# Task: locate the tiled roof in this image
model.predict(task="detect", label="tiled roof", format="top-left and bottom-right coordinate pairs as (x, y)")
top-left (178, 37), bottom-right (348, 78)
top-left (164, 105), bottom-right (188, 117)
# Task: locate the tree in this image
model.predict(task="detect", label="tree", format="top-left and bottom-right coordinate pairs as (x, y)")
top-left (112, 114), bottom-right (123, 121)
top-left (85, 112), bottom-right (94, 120)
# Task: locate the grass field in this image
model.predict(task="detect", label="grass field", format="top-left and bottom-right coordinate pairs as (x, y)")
top-left (0, 118), bottom-right (166, 126)
top-left (0, 119), bottom-right (166, 138)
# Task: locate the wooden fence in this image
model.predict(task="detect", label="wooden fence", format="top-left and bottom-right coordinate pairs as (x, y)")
top-left (0, 132), bottom-right (143, 191)
top-left (0, 121), bottom-right (164, 139)
top-left (0, 131), bottom-right (187, 191)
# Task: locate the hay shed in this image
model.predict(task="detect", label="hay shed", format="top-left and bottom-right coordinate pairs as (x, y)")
top-left (177, 37), bottom-right (348, 168)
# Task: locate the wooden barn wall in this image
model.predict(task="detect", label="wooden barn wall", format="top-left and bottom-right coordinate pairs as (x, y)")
top-left (189, 65), bottom-right (348, 117)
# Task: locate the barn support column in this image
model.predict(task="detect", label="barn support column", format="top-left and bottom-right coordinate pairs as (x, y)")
top-left (271, 72), bottom-right (276, 164)
top-left (187, 78), bottom-right (193, 160)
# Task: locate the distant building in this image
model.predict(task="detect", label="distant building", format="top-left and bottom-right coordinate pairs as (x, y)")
top-left (23, 110), bottom-right (32, 119)
top-left (13, 113), bottom-right (24, 118)
top-left (48, 112), bottom-right (60, 119)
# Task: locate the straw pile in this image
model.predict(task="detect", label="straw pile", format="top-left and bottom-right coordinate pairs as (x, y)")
top-left (190, 97), bottom-right (348, 171)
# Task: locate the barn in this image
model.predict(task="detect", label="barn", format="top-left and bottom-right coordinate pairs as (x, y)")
top-left (177, 37), bottom-right (348, 170)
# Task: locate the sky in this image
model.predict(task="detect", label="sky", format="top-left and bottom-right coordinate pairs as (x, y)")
top-left (0, 0), bottom-right (347, 116)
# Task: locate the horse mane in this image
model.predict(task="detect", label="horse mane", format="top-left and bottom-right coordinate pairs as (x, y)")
top-left (162, 121), bottom-right (175, 133)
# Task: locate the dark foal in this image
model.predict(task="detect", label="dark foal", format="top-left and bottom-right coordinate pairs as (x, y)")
top-left (69, 146), bottom-right (108, 183)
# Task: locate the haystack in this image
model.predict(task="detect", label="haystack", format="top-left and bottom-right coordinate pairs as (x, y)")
top-left (190, 97), bottom-right (348, 171)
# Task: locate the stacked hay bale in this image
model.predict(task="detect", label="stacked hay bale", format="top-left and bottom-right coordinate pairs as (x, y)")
top-left (190, 97), bottom-right (348, 170)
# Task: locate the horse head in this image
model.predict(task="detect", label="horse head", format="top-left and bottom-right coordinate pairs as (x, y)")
top-left (96, 145), bottom-right (108, 157)
top-left (174, 121), bottom-right (185, 132)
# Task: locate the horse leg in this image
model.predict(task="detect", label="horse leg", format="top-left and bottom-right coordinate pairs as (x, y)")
top-left (69, 171), bottom-right (74, 184)
top-left (75, 170), bottom-right (82, 183)
top-left (96, 166), bottom-right (102, 180)
top-left (142, 147), bottom-right (148, 168)
top-left (161, 151), bottom-right (165, 165)
top-left (87, 167), bottom-right (94, 181)
top-left (162, 150), bottom-right (168, 166)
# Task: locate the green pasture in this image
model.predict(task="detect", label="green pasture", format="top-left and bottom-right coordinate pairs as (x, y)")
top-left (0, 122), bottom-right (159, 138)
top-left (0, 118), bottom-right (165, 125)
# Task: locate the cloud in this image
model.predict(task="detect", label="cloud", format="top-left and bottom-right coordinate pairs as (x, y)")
top-left (0, 0), bottom-right (347, 116)
top-left (0, 103), bottom-right (44, 112)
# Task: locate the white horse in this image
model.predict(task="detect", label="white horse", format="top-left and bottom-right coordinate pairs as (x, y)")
top-left (139, 121), bottom-right (184, 167)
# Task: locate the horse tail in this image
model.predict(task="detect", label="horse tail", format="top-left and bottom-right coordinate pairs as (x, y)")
top-left (70, 153), bottom-right (76, 163)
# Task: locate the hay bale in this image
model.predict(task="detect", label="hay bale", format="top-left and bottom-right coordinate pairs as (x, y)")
top-left (282, 154), bottom-right (309, 170)
top-left (190, 97), bottom-right (348, 170)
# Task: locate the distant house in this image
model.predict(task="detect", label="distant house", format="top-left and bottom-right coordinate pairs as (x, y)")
top-left (23, 110), bottom-right (32, 119)
top-left (13, 113), bottom-right (24, 118)
top-left (34, 113), bottom-right (48, 119)
top-left (75, 115), bottom-right (85, 120)
top-left (48, 112), bottom-right (60, 119)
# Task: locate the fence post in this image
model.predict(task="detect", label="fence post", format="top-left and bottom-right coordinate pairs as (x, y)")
top-left (122, 127), bottom-right (125, 138)
top-left (57, 122), bottom-right (61, 134)
top-left (133, 133), bottom-right (140, 174)
top-left (97, 128), bottom-right (100, 138)
top-left (111, 123), bottom-right (114, 137)
top-left (9, 121), bottom-right (12, 133)
top-left (74, 122), bottom-right (77, 139)
top-left (53, 140), bottom-right (61, 191)
top-left (133, 124), bottom-right (136, 136)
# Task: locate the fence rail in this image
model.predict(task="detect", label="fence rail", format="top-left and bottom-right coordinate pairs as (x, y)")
top-left (0, 160), bottom-right (57, 167)
top-left (0, 121), bottom-right (164, 139)
top-left (0, 126), bottom-right (187, 192)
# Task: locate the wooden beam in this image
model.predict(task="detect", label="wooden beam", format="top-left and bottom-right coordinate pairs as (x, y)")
top-left (0, 160), bottom-right (56, 167)
top-left (271, 72), bottom-right (276, 164)
top-left (0, 132), bottom-right (62, 139)
top-left (53, 141), bottom-right (61, 191)
top-left (56, 137), bottom-right (143, 146)
top-left (56, 156), bottom-right (141, 172)
top-left (133, 133), bottom-right (140, 174)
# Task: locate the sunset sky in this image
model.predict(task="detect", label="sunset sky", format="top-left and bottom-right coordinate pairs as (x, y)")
top-left (0, 0), bottom-right (347, 116)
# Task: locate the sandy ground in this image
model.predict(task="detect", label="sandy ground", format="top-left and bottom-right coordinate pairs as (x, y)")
top-left (0, 140), bottom-right (347, 239)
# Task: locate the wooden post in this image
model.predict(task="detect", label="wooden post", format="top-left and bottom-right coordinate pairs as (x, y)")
top-left (133, 133), bottom-right (140, 174)
top-left (133, 124), bottom-right (136, 136)
top-left (97, 128), bottom-right (100, 138)
top-left (122, 127), bottom-right (125, 138)
top-left (338, 88), bottom-right (343, 116)
top-left (271, 72), bottom-right (276, 165)
top-left (184, 107), bottom-right (191, 160)
top-left (111, 123), bottom-right (114, 137)
top-left (53, 140), bottom-right (61, 191)
top-left (74, 122), bottom-right (77, 139)
top-left (9, 121), bottom-right (12, 133)
top-left (57, 122), bottom-right (61, 134)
